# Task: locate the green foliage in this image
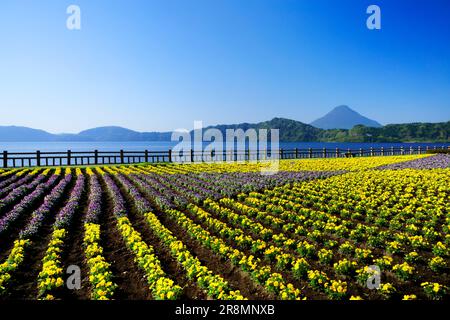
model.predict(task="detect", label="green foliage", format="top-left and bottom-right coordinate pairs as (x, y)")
top-left (205, 118), bottom-right (449, 142)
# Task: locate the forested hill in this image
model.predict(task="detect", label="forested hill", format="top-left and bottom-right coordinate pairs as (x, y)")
top-left (202, 118), bottom-right (449, 143)
top-left (0, 120), bottom-right (448, 142)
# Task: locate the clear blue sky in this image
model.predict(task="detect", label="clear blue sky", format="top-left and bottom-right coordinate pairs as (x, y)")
top-left (0, 0), bottom-right (449, 133)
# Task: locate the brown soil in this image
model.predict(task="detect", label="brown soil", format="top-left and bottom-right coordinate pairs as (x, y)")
top-left (122, 173), bottom-right (272, 300)
top-left (110, 174), bottom-right (207, 299)
top-left (97, 173), bottom-right (152, 300)
top-left (183, 203), bottom-right (329, 299)
top-left (4, 175), bottom-right (74, 300)
top-left (58, 174), bottom-right (90, 300)
top-left (156, 208), bottom-right (274, 300)
top-left (0, 175), bottom-right (54, 262)
top-left (0, 175), bottom-right (39, 219)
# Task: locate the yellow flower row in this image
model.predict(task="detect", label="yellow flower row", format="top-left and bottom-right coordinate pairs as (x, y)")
top-left (228, 169), bottom-right (449, 298)
top-left (246, 169), bottom-right (448, 250)
top-left (123, 154), bottom-right (428, 174)
top-left (165, 207), bottom-right (303, 299)
top-left (116, 216), bottom-right (182, 299)
top-left (37, 228), bottom-right (67, 298)
top-left (189, 202), bottom-right (355, 299)
top-left (15, 168), bottom-right (31, 177)
top-left (84, 223), bottom-right (117, 300)
top-left (143, 211), bottom-right (245, 300)
top-left (0, 239), bottom-right (31, 294)
top-left (0, 153), bottom-right (428, 177)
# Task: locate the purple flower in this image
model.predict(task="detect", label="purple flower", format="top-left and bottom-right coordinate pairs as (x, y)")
top-left (85, 174), bottom-right (102, 223)
top-left (103, 175), bottom-right (127, 218)
top-left (54, 174), bottom-right (85, 229)
top-left (0, 174), bottom-right (35, 199)
top-left (0, 174), bottom-right (47, 213)
top-left (377, 154), bottom-right (450, 170)
top-left (20, 174), bottom-right (72, 239)
top-left (0, 175), bottom-right (60, 235)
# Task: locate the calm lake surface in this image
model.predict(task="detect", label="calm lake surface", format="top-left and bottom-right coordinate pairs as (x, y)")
top-left (0, 141), bottom-right (448, 153)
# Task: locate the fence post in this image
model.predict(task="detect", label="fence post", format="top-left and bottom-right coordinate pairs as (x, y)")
top-left (36, 150), bottom-right (41, 167)
top-left (120, 150), bottom-right (124, 164)
top-left (144, 150), bottom-right (149, 163)
top-left (323, 148), bottom-right (327, 158)
top-left (94, 150), bottom-right (98, 165)
top-left (190, 149), bottom-right (194, 163)
top-left (390, 146), bottom-right (394, 155)
top-left (3, 151), bottom-right (7, 168)
top-left (280, 148), bottom-right (284, 160)
top-left (410, 147), bottom-right (413, 155)
top-left (381, 147), bottom-right (384, 156)
top-left (335, 148), bottom-right (339, 158)
top-left (308, 148), bottom-right (312, 158)
top-left (401, 147), bottom-right (404, 155)
top-left (168, 149), bottom-right (172, 162)
top-left (418, 146), bottom-right (421, 154)
top-left (67, 150), bottom-right (71, 166)
top-left (359, 148), bottom-right (363, 157)
top-left (295, 148), bottom-right (298, 159)
top-left (370, 147), bottom-right (373, 156)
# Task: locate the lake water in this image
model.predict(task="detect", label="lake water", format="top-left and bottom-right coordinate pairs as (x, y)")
top-left (0, 141), bottom-right (448, 152)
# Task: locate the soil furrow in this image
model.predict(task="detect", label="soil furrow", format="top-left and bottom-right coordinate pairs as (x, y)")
top-left (122, 173), bottom-right (270, 299)
top-left (0, 174), bottom-right (53, 262)
top-left (97, 173), bottom-right (152, 300)
top-left (6, 175), bottom-right (74, 299)
top-left (110, 173), bottom-right (206, 299)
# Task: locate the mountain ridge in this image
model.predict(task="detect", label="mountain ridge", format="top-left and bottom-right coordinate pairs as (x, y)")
top-left (310, 105), bottom-right (382, 129)
top-left (0, 120), bottom-right (447, 143)
top-left (0, 106), bottom-right (448, 143)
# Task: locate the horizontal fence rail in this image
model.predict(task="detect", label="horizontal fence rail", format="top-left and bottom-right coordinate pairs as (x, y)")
top-left (0, 146), bottom-right (449, 168)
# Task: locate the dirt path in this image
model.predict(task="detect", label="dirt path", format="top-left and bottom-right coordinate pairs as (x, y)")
top-left (121, 173), bottom-right (270, 299)
top-left (98, 173), bottom-right (152, 300)
top-left (6, 175), bottom-right (74, 300)
top-left (0, 175), bottom-right (54, 262)
top-left (58, 174), bottom-right (90, 300)
top-left (110, 174), bottom-right (206, 299)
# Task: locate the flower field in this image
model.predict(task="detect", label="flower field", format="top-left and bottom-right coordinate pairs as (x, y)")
top-left (0, 154), bottom-right (448, 300)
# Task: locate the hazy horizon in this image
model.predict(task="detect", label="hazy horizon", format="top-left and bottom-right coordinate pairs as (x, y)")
top-left (1, 0), bottom-right (449, 133)
top-left (1, 113), bottom-right (449, 136)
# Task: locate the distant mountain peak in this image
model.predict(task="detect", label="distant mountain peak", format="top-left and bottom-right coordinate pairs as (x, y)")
top-left (333, 105), bottom-right (352, 111)
top-left (310, 105), bottom-right (382, 129)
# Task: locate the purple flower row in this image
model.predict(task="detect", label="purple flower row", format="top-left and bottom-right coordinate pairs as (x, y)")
top-left (377, 154), bottom-right (450, 170)
top-left (185, 169), bottom-right (331, 205)
top-left (0, 174), bottom-right (47, 213)
top-left (150, 173), bottom-right (219, 203)
top-left (103, 174), bottom-right (127, 218)
top-left (0, 175), bottom-right (60, 235)
top-left (120, 170), bottom-right (339, 211)
top-left (114, 174), bottom-right (152, 215)
top-left (20, 174), bottom-right (72, 239)
top-left (85, 174), bottom-right (102, 224)
top-left (0, 174), bottom-right (35, 199)
top-left (189, 170), bottom-right (341, 198)
top-left (133, 174), bottom-right (182, 209)
top-left (0, 172), bottom-right (23, 190)
top-left (54, 174), bottom-right (86, 229)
